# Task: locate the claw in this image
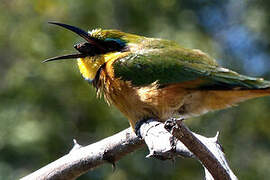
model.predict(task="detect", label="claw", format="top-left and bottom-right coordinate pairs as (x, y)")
top-left (135, 119), bottom-right (149, 138)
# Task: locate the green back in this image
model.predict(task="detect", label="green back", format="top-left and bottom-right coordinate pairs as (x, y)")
top-left (113, 44), bottom-right (270, 89)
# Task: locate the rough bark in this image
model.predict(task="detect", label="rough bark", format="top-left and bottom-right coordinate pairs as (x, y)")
top-left (21, 119), bottom-right (237, 180)
top-left (21, 128), bottom-right (143, 180)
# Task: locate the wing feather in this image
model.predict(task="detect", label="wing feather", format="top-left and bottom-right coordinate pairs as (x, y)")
top-left (113, 47), bottom-right (270, 89)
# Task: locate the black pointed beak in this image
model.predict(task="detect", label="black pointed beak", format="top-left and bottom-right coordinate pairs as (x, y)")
top-left (42, 53), bottom-right (87, 63)
top-left (44, 22), bottom-right (105, 63)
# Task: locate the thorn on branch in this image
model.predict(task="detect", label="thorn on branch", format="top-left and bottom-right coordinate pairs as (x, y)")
top-left (163, 119), bottom-right (235, 180)
top-left (103, 148), bottom-right (117, 171)
top-left (69, 139), bottom-right (83, 153)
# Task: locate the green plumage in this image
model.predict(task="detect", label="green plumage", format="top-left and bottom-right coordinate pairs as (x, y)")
top-left (113, 39), bottom-right (270, 89)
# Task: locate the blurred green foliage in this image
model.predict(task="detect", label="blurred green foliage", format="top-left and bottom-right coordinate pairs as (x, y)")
top-left (1, 0), bottom-right (270, 179)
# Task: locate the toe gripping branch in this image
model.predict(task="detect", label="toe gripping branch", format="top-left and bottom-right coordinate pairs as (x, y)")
top-left (135, 118), bottom-right (150, 138)
top-left (135, 117), bottom-right (184, 138)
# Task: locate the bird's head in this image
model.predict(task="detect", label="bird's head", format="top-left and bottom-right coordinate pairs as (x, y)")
top-left (44, 22), bottom-right (142, 82)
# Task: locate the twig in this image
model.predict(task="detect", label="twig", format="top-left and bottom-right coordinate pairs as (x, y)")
top-left (164, 118), bottom-right (237, 180)
top-left (20, 128), bottom-right (144, 180)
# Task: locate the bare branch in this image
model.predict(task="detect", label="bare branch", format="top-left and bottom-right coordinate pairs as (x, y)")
top-left (21, 128), bottom-right (144, 180)
top-left (164, 118), bottom-right (237, 180)
top-left (21, 119), bottom-right (237, 180)
top-left (138, 119), bottom-right (237, 179)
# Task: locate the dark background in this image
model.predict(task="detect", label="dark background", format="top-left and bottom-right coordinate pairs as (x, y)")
top-left (1, 0), bottom-right (270, 179)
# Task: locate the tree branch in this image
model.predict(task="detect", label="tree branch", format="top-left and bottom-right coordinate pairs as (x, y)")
top-left (165, 119), bottom-right (237, 180)
top-left (139, 119), bottom-right (237, 180)
top-left (21, 128), bottom-right (144, 180)
top-left (21, 119), bottom-right (237, 180)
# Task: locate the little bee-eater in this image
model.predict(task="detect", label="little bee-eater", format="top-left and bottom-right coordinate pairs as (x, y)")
top-left (45, 22), bottom-right (270, 130)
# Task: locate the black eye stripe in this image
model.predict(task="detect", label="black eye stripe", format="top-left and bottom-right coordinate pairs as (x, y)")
top-left (74, 42), bottom-right (101, 56)
top-left (74, 39), bottom-right (126, 56)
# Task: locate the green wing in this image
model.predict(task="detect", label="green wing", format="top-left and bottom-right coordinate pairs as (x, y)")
top-left (113, 46), bottom-right (270, 89)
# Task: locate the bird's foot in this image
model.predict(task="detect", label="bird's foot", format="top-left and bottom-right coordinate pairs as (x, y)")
top-left (135, 118), bottom-right (149, 138)
top-left (164, 117), bottom-right (184, 131)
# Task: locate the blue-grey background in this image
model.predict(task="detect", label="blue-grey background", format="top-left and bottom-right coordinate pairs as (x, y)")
top-left (1, 0), bottom-right (270, 179)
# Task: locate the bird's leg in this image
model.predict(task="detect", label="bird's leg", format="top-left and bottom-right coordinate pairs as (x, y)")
top-left (136, 117), bottom-right (184, 138)
top-left (164, 117), bottom-right (184, 131)
top-left (164, 117), bottom-right (185, 153)
top-left (135, 118), bottom-right (150, 138)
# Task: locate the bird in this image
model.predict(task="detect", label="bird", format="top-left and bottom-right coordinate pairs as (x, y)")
top-left (44, 22), bottom-right (270, 131)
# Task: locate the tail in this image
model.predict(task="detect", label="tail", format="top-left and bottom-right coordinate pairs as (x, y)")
top-left (201, 88), bottom-right (270, 112)
top-left (202, 73), bottom-right (270, 109)
top-left (244, 88), bottom-right (270, 98)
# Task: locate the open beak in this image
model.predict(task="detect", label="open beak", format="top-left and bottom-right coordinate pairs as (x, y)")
top-left (42, 53), bottom-right (87, 63)
top-left (43, 22), bottom-right (104, 63)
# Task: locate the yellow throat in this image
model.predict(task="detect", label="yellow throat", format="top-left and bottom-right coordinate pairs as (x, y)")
top-left (77, 52), bottom-right (129, 81)
top-left (77, 56), bottom-right (105, 81)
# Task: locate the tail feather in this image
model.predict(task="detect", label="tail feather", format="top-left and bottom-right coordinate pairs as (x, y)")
top-left (203, 88), bottom-right (270, 111)
top-left (181, 88), bottom-right (270, 117)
